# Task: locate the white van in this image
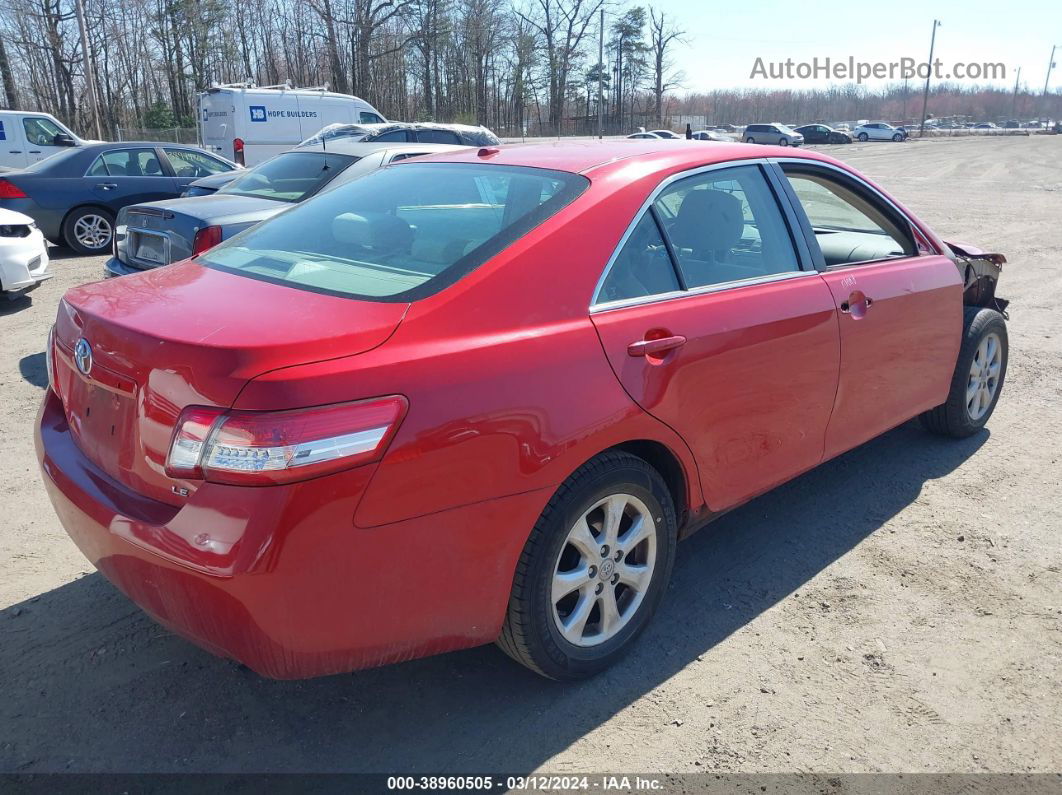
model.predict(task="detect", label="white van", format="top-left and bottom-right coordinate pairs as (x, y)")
top-left (0, 111), bottom-right (94, 170)
top-left (198, 84), bottom-right (387, 167)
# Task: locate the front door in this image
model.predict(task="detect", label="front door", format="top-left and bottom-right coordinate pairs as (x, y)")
top-left (591, 163), bottom-right (840, 512)
top-left (776, 162), bottom-right (963, 459)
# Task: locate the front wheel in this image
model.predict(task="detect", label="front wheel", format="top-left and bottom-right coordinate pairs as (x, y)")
top-left (919, 307), bottom-right (1008, 437)
top-left (778, 137), bottom-right (789, 146)
top-left (497, 451), bottom-right (677, 679)
top-left (893, 133), bottom-right (904, 142)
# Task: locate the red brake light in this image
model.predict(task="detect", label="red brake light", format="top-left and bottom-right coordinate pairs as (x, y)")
top-left (233, 137), bottom-right (245, 166)
top-left (0, 178), bottom-right (28, 199)
top-left (165, 397), bottom-right (408, 485)
top-left (192, 225), bottom-right (223, 255)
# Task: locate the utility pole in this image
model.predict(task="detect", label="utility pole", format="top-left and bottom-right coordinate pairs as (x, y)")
top-left (1012, 67), bottom-right (1022, 118)
top-left (1044, 44), bottom-right (1058, 119)
top-left (597, 8), bottom-right (604, 140)
top-left (73, 0), bottom-right (103, 139)
top-left (919, 19), bottom-right (941, 136)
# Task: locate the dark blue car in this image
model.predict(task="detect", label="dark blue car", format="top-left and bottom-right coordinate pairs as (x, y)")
top-left (0, 142), bottom-right (236, 254)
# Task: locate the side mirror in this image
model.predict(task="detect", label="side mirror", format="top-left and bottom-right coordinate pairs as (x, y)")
top-left (52, 133), bottom-right (76, 147)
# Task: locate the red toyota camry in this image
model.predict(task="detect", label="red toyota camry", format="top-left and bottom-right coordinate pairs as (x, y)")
top-left (37, 141), bottom-right (1009, 680)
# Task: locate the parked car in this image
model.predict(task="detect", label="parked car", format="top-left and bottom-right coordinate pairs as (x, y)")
top-left (853, 122), bottom-right (907, 142)
top-left (298, 121), bottom-right (499, 149)
top-left (648, 129), bottom-right (681, 139)
top-left (626, 131), bottom-right (663, 139)
top-left (180, 170), bottom-right (242, 197)
top-left (794, 124), bottom-right (852, 144)
top-left (199, 84), bottom-right (387, 167)
top-left (0, 207), bottom-right (50, 298)
top-left (1003, 120), bottom-right (1021, 129)
top-left (38, 141), bottom-right (1009, 680)
top-left (0, 110), bottom-right (98, 171)
top-left (105, 140), bottom-right (465, 277)
top-left (743, 123), bottom-right (804, 146)
top-left (691, 129), bottom-right (735, 142)
top-left (974, 123), bottom-right (998, 130)
top-left (0, 142), bottom-right (238, 254)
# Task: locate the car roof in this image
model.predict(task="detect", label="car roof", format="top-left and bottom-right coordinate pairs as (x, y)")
top-left (407, 140), bottom-right (844, 176)
top-left (354, 121), bottom-right (493, 134)
top-left (286, 140), bottom-right (469, 156)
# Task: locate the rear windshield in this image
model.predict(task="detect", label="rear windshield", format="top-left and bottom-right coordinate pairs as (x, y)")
top-left (200, 163), bottom-right (588, 301)
top-left (218, 152), bottom-right (357, 202)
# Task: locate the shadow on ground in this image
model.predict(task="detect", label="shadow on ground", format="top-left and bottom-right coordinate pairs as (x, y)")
top-left (18, 352), bottom-right (47, 389)
top-left (0, 422), bottom-right (986, 773)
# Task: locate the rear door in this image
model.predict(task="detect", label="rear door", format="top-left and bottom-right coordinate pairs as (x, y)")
top-left (200, 91), bottom-right (235, 160)
top-left (87, 147), bottom-right (179, 211)
top-left (775, 161), bottom-right (962, 458)
top-left (590, 162), bottom-right (840, 512)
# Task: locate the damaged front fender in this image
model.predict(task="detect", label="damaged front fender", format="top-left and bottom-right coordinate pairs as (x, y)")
top-left (947, 241), bottom-right (1010, 317)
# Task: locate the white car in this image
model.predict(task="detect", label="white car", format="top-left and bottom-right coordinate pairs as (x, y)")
top-left (853, 122), bottom-right (908, 142)
top-left (692, 129), bottom-right (736, 142)
top-left (0, 208), bottom-right (50, 299)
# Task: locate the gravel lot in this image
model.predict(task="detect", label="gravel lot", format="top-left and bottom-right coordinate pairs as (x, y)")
top-left (1, 136), bottom-right (1059, 774)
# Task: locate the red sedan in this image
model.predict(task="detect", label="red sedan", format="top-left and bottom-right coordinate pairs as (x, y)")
top-left (36, 141), bottom-right (1009, 679)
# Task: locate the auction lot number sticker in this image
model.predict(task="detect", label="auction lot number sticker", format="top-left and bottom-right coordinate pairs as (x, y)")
top-left (388, 775), bottom-right (663, 791)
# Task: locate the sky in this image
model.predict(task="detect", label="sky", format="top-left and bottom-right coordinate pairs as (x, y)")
top-left (635, 0), bottom-right (1062, 93)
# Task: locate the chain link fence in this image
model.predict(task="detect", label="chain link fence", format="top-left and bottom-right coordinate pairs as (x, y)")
top-left (115, 127), bottom-right (200, 145)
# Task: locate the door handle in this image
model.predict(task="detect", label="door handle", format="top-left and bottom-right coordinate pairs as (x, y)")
top-left (95, 183), bottom-right (118, 190)
top-left (29, 150), bottom-right (40, 154)
top-left (627, 335), bottom-right (687, 357)
top-left (8, 150), bottom-right (21, 154)
top-left (840, 294), bottom-right (873, 315)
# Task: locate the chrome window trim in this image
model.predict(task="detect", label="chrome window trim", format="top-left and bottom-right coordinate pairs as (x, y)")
top-left (768, 156), bottom-right (922, 271)
top-left (591, 269), bottom-right (819, 314)
top-left (589, 158), bottom-right (806, 310)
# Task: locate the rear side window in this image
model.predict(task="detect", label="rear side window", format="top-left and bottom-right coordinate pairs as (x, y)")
top-left (416, 129), bottom-right (461, 145)
top-left (655, 165), bottom-right (798, 289)
top-left (598, 213), bottom-right (680, 302)
top-left (370, 130), bottom-right (409, 142)
top-left (201, 163), bottom-right (588, 301)
top-left (218, 152), bottom-right (356, 202)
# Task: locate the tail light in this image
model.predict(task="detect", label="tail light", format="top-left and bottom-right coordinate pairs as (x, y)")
top-left (192, 225), bottom-right (222, 255)
top-left (233, 137), bottom-right (245, 166)
top-left (165, 396), bottom-right (408, 485)
top-left (0, 178), bottom-right (28, 199)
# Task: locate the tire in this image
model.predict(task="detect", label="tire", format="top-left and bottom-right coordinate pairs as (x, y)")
top-left (497, 451), bottom-right (678, 680)
top-left (62, 207), bottom-right (115, 255)
top-left (779, 137), bottom-right (789, 146)
top-left (858, 132), bottom-right (869, 142)
top-left (919, 307), bottom-right (1008, 438)
top-left (745, 136), bottom-right (755, 143)
top-left (893, 133), bottom-right (903, 142)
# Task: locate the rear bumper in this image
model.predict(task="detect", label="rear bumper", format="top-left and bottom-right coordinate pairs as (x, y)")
top-left (36, 389), bottom-right (546, 678)
top-left (0, 229), bottom-right (51, 294)
top-left (103, 256), bottom-right (145, 278)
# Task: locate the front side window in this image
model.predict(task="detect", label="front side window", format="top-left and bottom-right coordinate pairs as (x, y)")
top-left (654, 165), bottom-right (799, 289)
top-left (200, 163), bottom-right (588, 301)
top-left (23, 117), bottom-right (64, 146)
top-left (218, 152), bottom-right (356, 202)
top-left (164, 148), bottom-right (232, 178)
top-left (91, 148), bottom-right (163, 177)
top-left (782, 167), bottom-right (915, 267)
top-left (360, 112), bottom-right (384, 124)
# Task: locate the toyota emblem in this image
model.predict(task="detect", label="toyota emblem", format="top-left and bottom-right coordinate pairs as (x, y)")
top-left (74, 338), bottom-right (93, 376)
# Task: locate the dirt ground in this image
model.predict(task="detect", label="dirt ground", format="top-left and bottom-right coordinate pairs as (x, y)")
top-left (0, 136), bottom-right (1059, 775)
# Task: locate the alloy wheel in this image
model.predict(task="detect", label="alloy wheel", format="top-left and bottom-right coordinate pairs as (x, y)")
top-left (73, 214), bottom-right (112, 250)
top-left (967, 332), bottom-right (1002, 421)
top-left (551, 493), bottom-right (657, 647)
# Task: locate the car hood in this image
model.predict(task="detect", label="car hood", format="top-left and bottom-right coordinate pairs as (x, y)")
top-left (121, 194), bottom-right (289, 226)
top-left (0, 207), bottom-right (35, 225)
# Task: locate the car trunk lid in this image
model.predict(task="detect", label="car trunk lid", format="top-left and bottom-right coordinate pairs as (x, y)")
top-left (52, 261), bottom-right (407, 505)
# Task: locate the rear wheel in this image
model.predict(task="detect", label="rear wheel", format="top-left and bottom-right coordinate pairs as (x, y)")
top-left (63, 207), bottom-right (115, 255)
top-left (858, 132), bottom-right (869, 142)
top-left (497, 451), bottom-right (677, 679)
top-left (919, 307), bottom-right (1008, 437)
top-left (745, 136), bottom-right (755, 143)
